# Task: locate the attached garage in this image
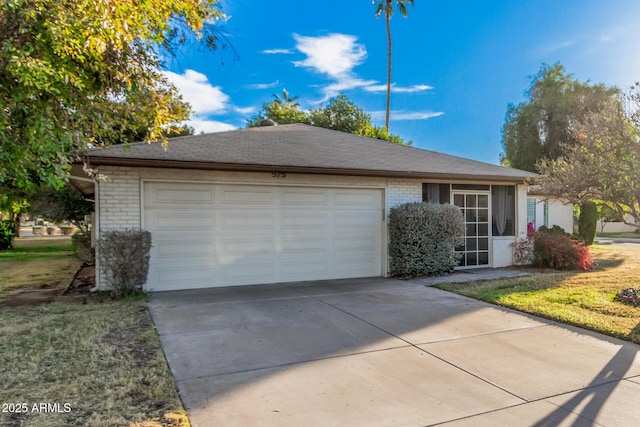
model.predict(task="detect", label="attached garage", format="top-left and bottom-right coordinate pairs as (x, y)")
top-left (143, 181), bottom-right (384, 291)
top-left (75, 123), bottom-right (537, 291)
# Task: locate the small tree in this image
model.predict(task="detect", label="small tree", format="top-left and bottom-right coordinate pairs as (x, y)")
top-left (538, 95), bottom-right (640, 229)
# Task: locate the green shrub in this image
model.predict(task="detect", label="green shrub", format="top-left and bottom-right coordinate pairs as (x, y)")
top-left (538, 224), bottom-right (571, 237)
top-left (97, 229), bottom-right (152, 297)
top-left (533, 232), bottom-right (592, 271)
top-left (388, 202), bottom-right (464, 277)
top-left (0, 219), bottom-right (17, 251)
top-left (578, 201), bottom-right (597, 245)
top-left (72, 229), bottom-right (95, 264)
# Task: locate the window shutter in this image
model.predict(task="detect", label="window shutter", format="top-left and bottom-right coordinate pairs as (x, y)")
top-left (527, 198), bottom-right (536, 227)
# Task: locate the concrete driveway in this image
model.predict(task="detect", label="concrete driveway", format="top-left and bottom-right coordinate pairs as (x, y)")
top-left (149, 278), bottom-right (640, 427)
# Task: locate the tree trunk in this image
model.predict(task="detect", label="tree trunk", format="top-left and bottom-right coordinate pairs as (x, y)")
top-left (15, 213), bottom-right (21, 238)
top-left (385, 5), bottom-right (392, 132)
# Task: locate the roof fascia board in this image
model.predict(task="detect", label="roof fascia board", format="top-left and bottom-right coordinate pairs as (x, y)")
top-left (85, 157), bottom-right (532, 184)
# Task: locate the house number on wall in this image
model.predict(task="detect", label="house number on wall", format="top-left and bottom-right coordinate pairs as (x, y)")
top-left (271, 173), bottom-right (287, 178)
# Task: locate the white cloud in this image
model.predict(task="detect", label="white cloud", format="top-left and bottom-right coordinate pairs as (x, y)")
top-left (293, 33), bottom-right (367, 78)
top-left (320, 77), bottom-right (378, 101)
top-left (247, 80), bottom-right (280, 89)
top-left (365, 84), bottom-right (434, 93)
top-left (186, 119), bottom-right (236, 134)
top-left (289, 33), bottom-right (433, 102)
top-left (262, 48), bottom-right (294, 54)
top-left (371, 110), bottom-right (444, 121)
top-left (535, 39), bottom-right (577, 56)
top-left (163, 70), bottom-right (229, 114)
top-left (234, 106), bottom-right (257, 115)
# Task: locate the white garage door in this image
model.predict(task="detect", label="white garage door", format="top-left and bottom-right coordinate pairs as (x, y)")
top-left (143, 182), bottom-right (384, 291)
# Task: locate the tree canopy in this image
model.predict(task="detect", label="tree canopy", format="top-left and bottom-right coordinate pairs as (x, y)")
top-left (501, 63), bottom-right (619, 172)
top-left (247, 92), bottom-right (410, 145)
top-left (538, 90), bottom-right (640, 228)
top-left (0, 0), bottom-right (222, 190)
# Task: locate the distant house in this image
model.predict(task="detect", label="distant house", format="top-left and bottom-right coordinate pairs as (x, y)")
top-left (526, 192), bottom-right (574, 233)
top-left (71, 124), bottom-right (536, 291)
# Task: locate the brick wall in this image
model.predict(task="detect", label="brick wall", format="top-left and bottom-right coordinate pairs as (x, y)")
top-left (386, 178), bottom-right (422, 209)
top-left (98, 167), bottom-right (142, 231)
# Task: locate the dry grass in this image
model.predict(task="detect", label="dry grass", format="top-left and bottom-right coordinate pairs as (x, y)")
top-left (436, 245), bottom-right (640, 344)
top-left (0, 254), bottom-right (81, 297)
top-left (1, 237), bottom-right (79, 298)
top-left (1, 238), bottom-right (189, 426)
top-left (0, 299), bottom-right (189, 427)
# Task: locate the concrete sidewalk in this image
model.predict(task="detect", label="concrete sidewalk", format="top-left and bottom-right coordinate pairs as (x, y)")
top-left (149, 278), bottom-right (640, 427)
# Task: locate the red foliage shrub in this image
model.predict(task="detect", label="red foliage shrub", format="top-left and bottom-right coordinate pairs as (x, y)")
top-left (532, 232), bottom-right (592, 271)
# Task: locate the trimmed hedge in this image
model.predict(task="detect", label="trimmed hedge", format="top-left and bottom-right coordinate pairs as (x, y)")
top-left (388, 202), bottom-right (464, 277)
top-left (578, 201), bottom-right (597, 246)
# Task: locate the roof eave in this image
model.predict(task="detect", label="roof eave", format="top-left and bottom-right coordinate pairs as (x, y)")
top-left (84, 156), bottom-right (535, 184)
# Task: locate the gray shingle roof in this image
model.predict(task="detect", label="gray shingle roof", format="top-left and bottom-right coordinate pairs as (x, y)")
top-left (85, 123), bottom-right (537, 182)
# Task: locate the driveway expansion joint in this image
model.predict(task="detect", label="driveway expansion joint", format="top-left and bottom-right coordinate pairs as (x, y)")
top-left (178, 344), bottom-right (414, 381)
top-left (313, 294), bottom-right (529, 403)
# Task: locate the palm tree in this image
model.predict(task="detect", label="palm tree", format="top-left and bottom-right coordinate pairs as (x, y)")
top-left (273, 89), bottom-right (300, 110)
top-left (374, 0), bottom-right (414, 131)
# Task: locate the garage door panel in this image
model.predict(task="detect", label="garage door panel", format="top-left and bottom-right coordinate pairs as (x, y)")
top-left (333, 235), bottom-right (378, 251)
top-left (281, 237), bottom-right (328, 253)
top-left (220, 238), bottom-right (275, 256)
top-left (154, 240), bottom-right (215, 257)
top-left (146, 184), bottom-right (216, 206)
top-left (221, 213), bottom-right (275, 230)
top-left (334, 256), bottom-right (379, 276)
top-left (222, 263), bottom-right (276, 282)
top-left (146, 212), bottom-right (215, 230)
top-left (281, 213), bottom-right (329, 228)
top-left (220, 187), bottom-right (276, 204)
top-left (143, 182), bottom-right (383, 290)
top-left (154, 266), bottom-right (215, 283)
top-left (334, 212), bottom-right (380, 228)
top-left (334, 190), bottom-right (381, 207)
top-left (281, 188), bottom-right (330, 205)
top-left (280, 261), bottom-right (330, 280)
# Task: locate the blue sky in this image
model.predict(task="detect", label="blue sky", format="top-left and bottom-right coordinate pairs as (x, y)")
top-left (162, 0), bottom-right (640, 165)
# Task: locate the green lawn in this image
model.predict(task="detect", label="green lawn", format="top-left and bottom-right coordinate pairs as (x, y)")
top-left (0, 238), bottom-right (190, 427)
top-left (435, 245), bottom-right (640, 344)
top-left (11, 236), bottom-right (74, 252)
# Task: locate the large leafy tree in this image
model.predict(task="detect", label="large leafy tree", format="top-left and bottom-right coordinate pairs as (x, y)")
top-left (374, 0), bottom-right (414, 131)
top-left (538, 93), bottom-right (640, 228)
top-left (248, 92), bottom-right (409, 145)
top-left (501, 63), bottom-right (619, 172)
top-left (0, 0), bottom-right (222, 190)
